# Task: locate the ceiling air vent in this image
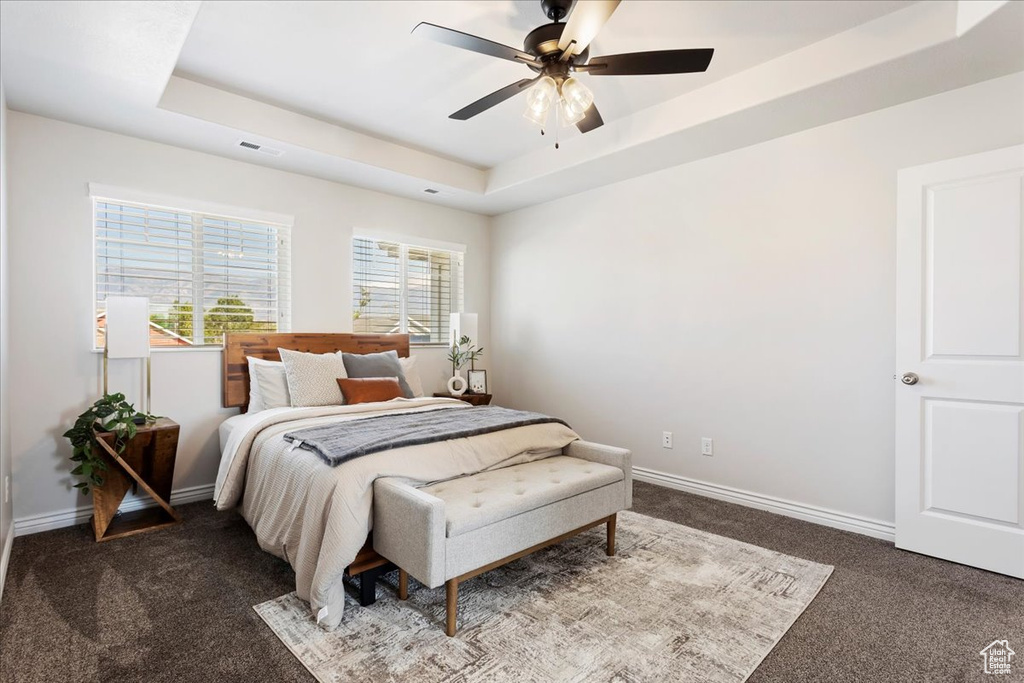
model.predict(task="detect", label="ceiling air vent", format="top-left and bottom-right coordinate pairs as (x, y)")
top-left (423, 188), bottom-right (440, 195)
top-left (236, 139), bottom-right (285, 157)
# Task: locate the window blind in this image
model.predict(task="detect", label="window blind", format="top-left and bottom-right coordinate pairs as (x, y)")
top-left (352, 237), bottom-right (464, 344)
top-left (94, 199), bottom-right (291, 348)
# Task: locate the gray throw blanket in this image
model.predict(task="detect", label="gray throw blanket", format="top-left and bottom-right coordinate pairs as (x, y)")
top-left (283, 406), bottom-right (571, 467)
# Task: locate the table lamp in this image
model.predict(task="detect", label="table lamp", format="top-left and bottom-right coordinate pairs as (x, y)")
top-left (449, 312), bottom-right (478, 348)
top-left (104, 296), bottom-right (152, 415)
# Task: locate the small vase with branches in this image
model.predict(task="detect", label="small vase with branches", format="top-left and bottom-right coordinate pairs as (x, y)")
top-left (447, 335), bottom-right (484, 375)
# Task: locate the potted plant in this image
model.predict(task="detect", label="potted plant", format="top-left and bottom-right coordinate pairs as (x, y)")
top-left (446, 335), bottom-right (484, 396)
top-left (62, 393), bottom-right (150, 495)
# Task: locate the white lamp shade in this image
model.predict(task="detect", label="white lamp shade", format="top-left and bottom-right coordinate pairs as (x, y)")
top-left (105, 296), bottom-right (151, 359)
top-left (449, 313), bottom-right (478, 347)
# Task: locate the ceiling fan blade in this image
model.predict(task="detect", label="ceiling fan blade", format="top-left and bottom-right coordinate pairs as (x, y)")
top-left (413, 22), bottom-right (537, 65)
top-left (575, 103), bottom-right (604, 134)
top-left (582, 48), bottom-right (714, 76)
top-left (450, 78), bottom-right (539, 120)
top-left (557, 0), bottom-right (621, 57)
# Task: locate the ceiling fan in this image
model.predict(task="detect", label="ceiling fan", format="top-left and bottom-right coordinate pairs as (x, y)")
top-left (412, 0), bottom-right (714, 139)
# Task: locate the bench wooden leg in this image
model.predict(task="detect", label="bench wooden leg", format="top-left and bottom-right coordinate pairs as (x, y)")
top-left (606, 513), bottom-right (617, 556)
top-left (445, 578), bottom-right (459, 636)
top-left (398, 569), bottom-right (409, 600)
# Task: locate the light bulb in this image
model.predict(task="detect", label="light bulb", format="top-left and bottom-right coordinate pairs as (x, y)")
top-left (558, 96), bottom-right (585, 126)
top-left (523, 104), bottom-right (550, 127)
top-left (560, 77), bottom-right (594, 116)
top-left (523, 76), bottom-right (556, 127)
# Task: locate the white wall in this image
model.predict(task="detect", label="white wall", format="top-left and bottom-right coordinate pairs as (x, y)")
top-left (0, 79), bottom-right (13, 592)
top-left (490, 73), bottom-right (1024, 527)
top-left (5, 112), bottom-right (490, 526)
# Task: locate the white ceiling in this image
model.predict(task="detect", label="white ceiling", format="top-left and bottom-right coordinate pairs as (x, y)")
top-left (175, 0), bottom-right (913, 169)
top-left (1, 1), bottom-right (1022, 215)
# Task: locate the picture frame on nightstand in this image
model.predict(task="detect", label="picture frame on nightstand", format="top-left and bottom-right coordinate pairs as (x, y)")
top-left (467, 370), bottom-right (487, 394)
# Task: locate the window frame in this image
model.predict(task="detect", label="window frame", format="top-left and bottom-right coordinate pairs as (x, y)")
top-left (352, 233), bottom-right (466, 346)
top-left (90, 185), bottom-right (293, 351)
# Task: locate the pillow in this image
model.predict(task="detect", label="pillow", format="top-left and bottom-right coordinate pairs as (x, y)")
top-left (278, 348), bottom-right (349, 406)
top-left (252, 361), bottom-right (291, 410)
top-left (342, 350), bottom-right (414, 398)
top-left (246, 356), bottom-right (268, 412)
top-left (337, 377), bottom-right (404, 405)
top-left (399, 356), bottom-right (425, 398)
top-left (246, 357), bottom-right (290, 412)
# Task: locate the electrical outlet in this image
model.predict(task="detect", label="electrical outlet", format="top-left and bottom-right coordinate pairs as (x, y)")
top-left (662, 431), bottom-right (673, 449)
top-left (4, 475), bottom-right (9, 504)
top-left (701, 437), bottom-right (714, 456)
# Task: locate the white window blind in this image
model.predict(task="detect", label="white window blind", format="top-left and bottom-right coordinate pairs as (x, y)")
top-left (352, 236), bottom-right (464, 344)
top-left (94, 198), bottom-right (291, 348)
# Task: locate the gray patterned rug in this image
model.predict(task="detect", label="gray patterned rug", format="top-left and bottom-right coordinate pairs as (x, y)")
top-left (254, 511), bottom-right (833, 682)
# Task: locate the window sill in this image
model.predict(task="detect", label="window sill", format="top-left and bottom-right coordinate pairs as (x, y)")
top-left (91, 343), bottom-right (451, 354)
top-left (90, 346), bottom-right (224, 355)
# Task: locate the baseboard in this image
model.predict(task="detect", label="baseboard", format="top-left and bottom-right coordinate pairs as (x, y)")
top-left (12, 471), bottom-right (895, 542)
top-left (633, 466), bottom-right (896, 542)
top-left (0, 521), bottom-right (13, 602)
top-left (13, 483), bottom-right (215, 537)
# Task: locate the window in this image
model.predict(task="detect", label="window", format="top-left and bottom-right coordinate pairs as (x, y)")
top-left (352, 236), bottom-right (464, 344)
top-left (94, 197), bottom-right (291, 348)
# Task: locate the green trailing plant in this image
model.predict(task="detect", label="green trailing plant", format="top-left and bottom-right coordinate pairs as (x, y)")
top-left (448, 335), bottom-right (485, 374)
top-left (62, 393), bottom-right (150, 495)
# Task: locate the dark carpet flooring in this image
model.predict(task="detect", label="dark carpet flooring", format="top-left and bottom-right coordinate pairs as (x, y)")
top-left (1, 481), bottom-right (1021, 682)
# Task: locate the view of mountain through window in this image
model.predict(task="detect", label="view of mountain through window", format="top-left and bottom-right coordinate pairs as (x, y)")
top-left (352, 237), bottom-right (464, 344)
top-left (94, 199), bottom-right (291, 347)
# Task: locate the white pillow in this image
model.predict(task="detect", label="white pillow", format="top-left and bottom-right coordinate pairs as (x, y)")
top-left (279, 348), bottom-right (349, 407)
top-left (253, 361), bottom-right (291, 410)
top-left (399, 356), bottom-right (425, 398)
top-left (246, 356), bottom-right (289, 412)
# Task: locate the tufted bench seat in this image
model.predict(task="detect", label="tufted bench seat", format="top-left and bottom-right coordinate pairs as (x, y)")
top-left (373, 440), bottom-right (632, 636)
top-left (422, 455), bottom-right (624, 537)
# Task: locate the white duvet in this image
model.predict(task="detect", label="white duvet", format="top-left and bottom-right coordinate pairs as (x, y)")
top-left (214, 397), bottom-right (579, 628)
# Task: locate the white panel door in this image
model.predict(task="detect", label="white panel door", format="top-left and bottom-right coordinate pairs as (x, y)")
top-left (896, 145), bottom-right (1024, 578)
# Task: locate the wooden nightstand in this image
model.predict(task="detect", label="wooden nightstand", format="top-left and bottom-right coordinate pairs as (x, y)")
top-left (433, 392), bottom-right (492, 406)
top-left (91, 417), bottom-right (181, 542)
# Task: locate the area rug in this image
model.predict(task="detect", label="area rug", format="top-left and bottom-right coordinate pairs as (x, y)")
top-left (254, 510), bottom-right (833, 682)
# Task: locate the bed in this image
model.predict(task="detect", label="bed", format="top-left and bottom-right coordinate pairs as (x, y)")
top-left (213, 333), bottom-right (580, 628)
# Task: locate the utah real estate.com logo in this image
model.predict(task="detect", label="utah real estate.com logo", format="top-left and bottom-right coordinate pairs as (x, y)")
top-left (980, 640), bottom-right (1015, 675)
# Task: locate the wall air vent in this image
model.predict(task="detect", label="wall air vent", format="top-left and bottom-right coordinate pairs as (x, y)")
top-left (423, 188), bottom-right (440, 194)
top-left (236, 139), bottom-right (285, 157)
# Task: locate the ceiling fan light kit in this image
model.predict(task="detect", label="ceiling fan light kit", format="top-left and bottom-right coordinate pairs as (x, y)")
top-left (523, 76), bottom-right (557, 126)
top-left (413, 0), bottom-right (714, 144)
top-left (561, 77), bottom-right (594, 115)
top-left (522, 76), bottom-right (593, 131)
top-left (558, 96), bottom-right (586, 127)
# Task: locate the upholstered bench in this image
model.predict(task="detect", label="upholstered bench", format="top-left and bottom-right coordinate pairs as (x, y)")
top-left (373, 440), bottom-right (632, 635)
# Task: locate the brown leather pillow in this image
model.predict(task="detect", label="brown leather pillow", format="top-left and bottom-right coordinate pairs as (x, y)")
top-left (337, 377), bottom-right (404, 405)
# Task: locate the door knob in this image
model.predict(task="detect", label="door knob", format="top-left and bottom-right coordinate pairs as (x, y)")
top-left (900, 372), bottom-right (919, 386)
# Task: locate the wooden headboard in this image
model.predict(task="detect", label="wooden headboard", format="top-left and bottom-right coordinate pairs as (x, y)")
top-left (222, 333), bottom-right (411, 410)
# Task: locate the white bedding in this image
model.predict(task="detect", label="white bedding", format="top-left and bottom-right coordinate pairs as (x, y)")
top-left (218, 412), bottom-right (250, 455)
top-left (214, 397), bottom-right (579, 628)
